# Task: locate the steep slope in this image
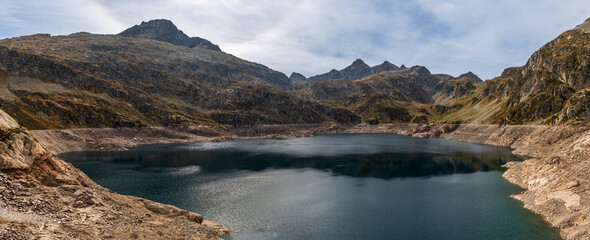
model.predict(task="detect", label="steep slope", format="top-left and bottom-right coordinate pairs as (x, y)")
top-left (119, 19), bottom-right (221, 51)
top-left (443, 17), bottom-right (590, 125)
top-left (0, 22), bottom-right (359, 129)
top-left (0, 108), bottom-right (229, 239)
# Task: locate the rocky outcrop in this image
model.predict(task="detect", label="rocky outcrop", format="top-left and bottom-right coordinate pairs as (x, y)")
top-left (453, 17), bottom-right (590, 125)
top-left (0, 109), bottom-right (229, 239)
top-left (432, 77), bottom-right (479, 105)
top-left (119, 19), bottom-right (221, 51)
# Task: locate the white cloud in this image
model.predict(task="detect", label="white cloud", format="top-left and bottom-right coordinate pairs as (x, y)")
top-left (1, 0), bottom-right (589, 80)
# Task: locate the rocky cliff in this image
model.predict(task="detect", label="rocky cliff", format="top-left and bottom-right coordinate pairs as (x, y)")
top-left (443, 17), bottom-right (590, 125)
top-left (0, 108), bottom-right (229, 239)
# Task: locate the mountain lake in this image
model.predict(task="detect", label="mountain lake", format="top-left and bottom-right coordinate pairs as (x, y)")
top-left (60, 133), bottom-right (561, 240)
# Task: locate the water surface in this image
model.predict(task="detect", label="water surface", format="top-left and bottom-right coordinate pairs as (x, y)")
top-left (61, 133), bottom-right (560, 239)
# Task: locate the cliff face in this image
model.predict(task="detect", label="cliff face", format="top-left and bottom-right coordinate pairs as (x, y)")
top-left (0, 108), bottom-right (229, 239)
top-left (444, 18), bottom-right (590, 125)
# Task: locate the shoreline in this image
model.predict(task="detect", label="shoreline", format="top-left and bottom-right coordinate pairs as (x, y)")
top-left (33, 124), bottom-right (590, 239)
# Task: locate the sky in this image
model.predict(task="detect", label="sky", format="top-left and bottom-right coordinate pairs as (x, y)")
top-left (0, 1), bottom-right (589, 80)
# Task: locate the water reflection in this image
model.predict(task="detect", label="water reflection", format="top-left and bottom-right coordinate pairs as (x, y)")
top-left (61, 134), bottom-right (522, 179)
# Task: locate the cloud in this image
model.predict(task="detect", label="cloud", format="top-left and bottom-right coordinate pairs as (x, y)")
top-left (0, 0), bottom-right (589, 80)
top-left (0, 0), bottom-right (127, 37)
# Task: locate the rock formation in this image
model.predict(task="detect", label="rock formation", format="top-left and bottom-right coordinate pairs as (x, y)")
top-left (0, 108), bottom-right (229, 239)
top-left (119, 19), bottom-right (221, 51)
top-left (443, 17), bottom-right (590, 125)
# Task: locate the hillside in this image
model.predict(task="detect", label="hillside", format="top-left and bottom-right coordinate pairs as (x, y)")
top-left (298, 64), bottom-right (480, 123)
top-left (442, 17), bottom-right (590, 125)
top-left (0, 23), bottom-right (360, 129)
top-left (0, 18), bottom-right (588, 130)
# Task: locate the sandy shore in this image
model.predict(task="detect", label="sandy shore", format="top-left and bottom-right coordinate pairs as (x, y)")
top-left (32, 124), bottom-right (590, 239)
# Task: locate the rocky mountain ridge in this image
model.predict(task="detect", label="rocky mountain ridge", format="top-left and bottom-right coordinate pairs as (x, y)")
top-left (0, 28), bottom-right (361, 129)
top-left (306, 59), bottom-right (400, 82)
top-left (0, 19), bottom-right (482, 129)
top-left (0, 18), bottom-right (588, 129)
top-left (119, 19), bottom-right (221, 51)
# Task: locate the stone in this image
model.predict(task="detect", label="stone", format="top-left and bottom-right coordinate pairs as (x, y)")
top-left (566, 181), bottom-right (580, 189)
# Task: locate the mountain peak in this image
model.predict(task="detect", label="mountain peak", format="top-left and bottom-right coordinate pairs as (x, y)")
top-left (119, 19), bottom-right (221, 51)
top-left (371, 61), bottom-right (399, 73)
top-left (410, 66), bottom-right (431, 76)
top-left (351, 58), bottom-right (367, 66)
top-left (457, 71), bottom-right (483, 82)
top-left (289, 72), bottom-right (307, 83)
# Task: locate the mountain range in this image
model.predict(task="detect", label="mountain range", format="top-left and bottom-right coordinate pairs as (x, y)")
top-left (0, 18), bottom-right (588, 130)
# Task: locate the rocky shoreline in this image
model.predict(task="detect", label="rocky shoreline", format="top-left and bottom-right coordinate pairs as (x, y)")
top-left (0, 110), bottom-right (231, 240)
top-left (31, 123), bottom-right (590, 239)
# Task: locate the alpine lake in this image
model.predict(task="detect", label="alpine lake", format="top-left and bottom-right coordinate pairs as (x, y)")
top-left (60, 133), bottom-right (561, 240)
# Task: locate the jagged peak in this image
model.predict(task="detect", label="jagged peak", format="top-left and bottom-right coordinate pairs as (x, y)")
top-left (351, 58), bottom-right (367, 66)
top-left (372, 61), bottom-right (399, 71)
top-left (400, 64), bottom-right (407, 69)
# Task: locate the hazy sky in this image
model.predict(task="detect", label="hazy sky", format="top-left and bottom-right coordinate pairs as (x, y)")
top-left (1, 0), bottom-right (589, 80)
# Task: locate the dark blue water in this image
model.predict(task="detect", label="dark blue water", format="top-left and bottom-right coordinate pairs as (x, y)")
top-left (60, 133), bottom-right (560, 239)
